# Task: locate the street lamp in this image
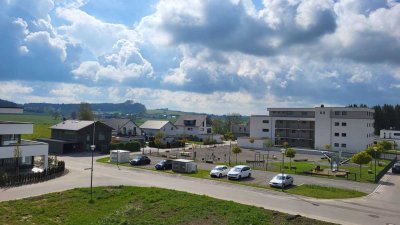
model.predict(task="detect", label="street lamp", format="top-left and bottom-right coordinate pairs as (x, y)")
top-left (90, 144), bottom-right (95, 202)
top-left (281, 149), bottom-right (286, 191)
top-left (373, 146), bottom-right (377, 183)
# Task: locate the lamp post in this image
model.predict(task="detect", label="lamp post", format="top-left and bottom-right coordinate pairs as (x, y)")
top-left (89, 118), bottom-right (96, 202)
top-left (281, 148), bottom-right (285, 191)
top-left (90, 144), bottom-right (95, 202)
top-left (374, 146), bottom-right (377, 183)
top-left (142, 132), bottom-right (145, 155)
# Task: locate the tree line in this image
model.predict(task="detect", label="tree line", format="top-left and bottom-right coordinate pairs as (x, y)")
top-left (373, 104), bottom-right (400, 134)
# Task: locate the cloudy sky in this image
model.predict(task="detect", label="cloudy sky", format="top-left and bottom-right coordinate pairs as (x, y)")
top-left (1, 0), bottom-right (400, 115)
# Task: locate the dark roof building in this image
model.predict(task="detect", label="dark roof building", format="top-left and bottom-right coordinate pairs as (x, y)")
top-left (38, 120), bottom-right (113, 154)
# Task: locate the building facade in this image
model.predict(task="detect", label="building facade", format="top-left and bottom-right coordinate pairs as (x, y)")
top-left (38, 120), bottom-right (113, 154)
top-left (103, 118), bottom-right (142, 136)
top-left (241, 106), bottom-right (374, 153)
top-left (0, 108), bottom-right (48, 172)
top-left (174, 115), bottom-right (213, 136)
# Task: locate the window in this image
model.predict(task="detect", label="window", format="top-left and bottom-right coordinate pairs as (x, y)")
top-left (187, 128), bottom-right (193, 131)
top-left (334, 122), bottom-right (339, 126)
top-left (394, 133), bottom-right (400, 137)
top-left (341, 143), bottom-right (347, 148)
top-left (334, 143), bottom-right (339, 147)
top-left (301, 112), bottom-right (307, 116)
top-left (98, 132), bottom-right (105, 141)
top-left (291, 130), bottom-right (296, 133)
top-left (171, 127), bottom-right (174, 130)
top-left (342, 122), bottom-right (347, 126)
top-left (342, 133), bottom-right (346, 137)
top-left (262, 120), bottom-right (269, 123)
top-left (342, 111), bottom-right (347, 115)
top-left (262, 129), bottom-right (269, 132)
top-left (334, 133), bottom-right (339, 137)
top-left (335, 111), bottom-right (340, 115)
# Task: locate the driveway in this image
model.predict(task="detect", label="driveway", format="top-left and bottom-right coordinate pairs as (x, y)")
top-left (1, 153), bottom-right (399, 225)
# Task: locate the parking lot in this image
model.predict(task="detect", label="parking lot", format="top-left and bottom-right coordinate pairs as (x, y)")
top-left (123, 145), bottom-right (378, 193)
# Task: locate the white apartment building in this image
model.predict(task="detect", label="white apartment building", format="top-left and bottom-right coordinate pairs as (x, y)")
top-left (0, 107), bottom-right (49, 171)
top-left (241, 106), bottom-right (374, 153)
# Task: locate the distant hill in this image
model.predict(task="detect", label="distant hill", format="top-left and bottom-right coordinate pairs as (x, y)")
top-left (0, 99), bottom-right (19, 108)
top-left (24, 101), bottom-right (146, 115)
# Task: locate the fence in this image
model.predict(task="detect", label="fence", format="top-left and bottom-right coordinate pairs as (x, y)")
top-left (375, 156), bottom-right (397, 183)
top-left (0, 161), bottom-right (66, 187)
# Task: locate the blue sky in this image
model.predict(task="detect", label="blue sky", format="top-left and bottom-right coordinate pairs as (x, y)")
top-left (1, 0), bottom-right (400, 115)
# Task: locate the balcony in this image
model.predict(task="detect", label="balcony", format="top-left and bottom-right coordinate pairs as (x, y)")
top-left (0, 122), bottom-right (33, 135)
top-left (0, 140), bottom-right (48, 159)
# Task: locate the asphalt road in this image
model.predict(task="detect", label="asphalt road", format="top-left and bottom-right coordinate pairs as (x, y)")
top-left (1, 154), bottom-right (399, 225)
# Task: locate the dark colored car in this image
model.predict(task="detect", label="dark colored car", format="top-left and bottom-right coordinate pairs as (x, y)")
top-left (155, 160), bottom-right (173, 170)
top-left (130, 155), bottom-right (151, 166)
top-left (392, 163), bottom-right (400, 174)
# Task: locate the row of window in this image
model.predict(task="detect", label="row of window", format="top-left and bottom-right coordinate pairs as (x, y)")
top-left (334, 111), bottom-right (348, 116)
top-left (334, 143), bottom-right (347, 148)
top-left (366, 123), bottom-right (374, 127)
top-left (334, 132), bottom-right (347, 137)
top-left (262, 120), bottom-right (269, 123)
top-left (334, 122), bottom-right (347, 126)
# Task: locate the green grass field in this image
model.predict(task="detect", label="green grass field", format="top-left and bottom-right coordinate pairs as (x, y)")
top-left (0, 113), bottom-right (58, 140)
top-left (97, 157), bottom-right (367, 199)
top-left (269, 159), bottom-right (390, 183)
top-left (0, 186), bottom-right (336, 225)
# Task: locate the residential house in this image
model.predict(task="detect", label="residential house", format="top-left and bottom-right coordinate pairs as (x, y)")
top-left (174, 115), bottom-right (213, 135)
top-left (232, 122), bottom-right (250, 138)
top-left (103, 118), bottom-right (141, 136)
top-left (38, 120), bottom-right (113, 154)
top-left (379, 129), bottom-right (400, 147)
top-left (139, 120), bottom-right (177, 137)
top-left (238, 106), bottom-right (374, 153)
top-left (0, 106), bottom-right (49, 172)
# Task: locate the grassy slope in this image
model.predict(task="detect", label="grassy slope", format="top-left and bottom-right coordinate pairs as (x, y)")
top-left (0, 186), bottom-right (336, 225)
top-left (0, 113), bottom-right (58, 140)
top-left (97, 157), bottom-right (367, 199)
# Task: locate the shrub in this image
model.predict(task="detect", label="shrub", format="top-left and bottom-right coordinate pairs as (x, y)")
top-left (117, 142), bottom-right (126, 150)
top-left (125, 141), bottom-right (141, 152)
top-left (110, 143), bottom-right (118, 150)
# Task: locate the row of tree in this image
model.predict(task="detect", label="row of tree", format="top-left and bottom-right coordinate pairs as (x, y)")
top-left (351, 141), bottom-right (393, 178)
top-left (373, 104), bottom-right (400, 134)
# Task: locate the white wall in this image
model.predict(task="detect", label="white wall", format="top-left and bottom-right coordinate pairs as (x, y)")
top-left (249, 116), bottom-right (272, 139)
top-left (0, 123), bottom-right (33, 134)
top-left (0, 108), bottom-right (23, 114)
top-left (314, 108), bottom-right (332, 150)
top-left (0, 141), bottom-right (49, 168)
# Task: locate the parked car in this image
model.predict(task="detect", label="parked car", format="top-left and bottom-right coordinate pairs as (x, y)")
top-left (227, 165), bottom-right (251, 180)
top-left (31, 167), bottom-right (44, 173)
top-left (392, 162), bottom-right (400, 174)
top-left (269, 174), bottom-right (294, 188)
top-left (155, 159), bottom-right (173, 170)
top-left (130, 155), bottom-right (151, 166)
top-left (210, 165), bottom-right (229, 178)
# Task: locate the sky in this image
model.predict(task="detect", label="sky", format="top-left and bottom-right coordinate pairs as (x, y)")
top-left (0, 0), bottom-right (400, 115)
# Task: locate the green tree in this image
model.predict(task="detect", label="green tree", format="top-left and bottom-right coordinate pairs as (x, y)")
top-left (282, 141), bottom-right (289, 149)
top-left (232, 145), bottom-right (242, 164)
top-left (324, 144), bottom-right (331, 151)
top-left (13, 143), bottom-right (22, 176)
top-left (352, 151), bottom-right (372, 178)
top-left (155, 132), bottom-right (165, 154)
top-left (378, 141), bottom-right (393, 151)
top-left (70, 111), bottom-right (78, 120)
top-left (224, 131), bottom-right (235, 166)
top-left (249, 137), bottom-right (255, 144)
top-left (79, 102), bottom-right (94, 120)
top-left (285, 148), bottom-right (296, 169)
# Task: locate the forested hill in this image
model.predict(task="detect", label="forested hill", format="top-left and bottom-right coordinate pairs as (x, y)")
top-left (24, 101), bottom-right (146, 115)
top-left (0, 99), bottom-right (19, 108)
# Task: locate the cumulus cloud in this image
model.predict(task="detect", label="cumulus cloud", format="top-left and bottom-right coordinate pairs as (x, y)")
top-left (72, 39), bottom-right (153, 82)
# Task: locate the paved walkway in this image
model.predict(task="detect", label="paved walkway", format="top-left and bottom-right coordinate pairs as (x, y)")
top-left (1, 154), bottom-right (399, 225)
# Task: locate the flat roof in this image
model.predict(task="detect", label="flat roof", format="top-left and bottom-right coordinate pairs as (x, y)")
top-left (173, 159), bottom-right (194, 163)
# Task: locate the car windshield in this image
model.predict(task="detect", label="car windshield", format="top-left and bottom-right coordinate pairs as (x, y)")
top-left (233, 168), bottom-right (242, 172)
top-left (160, 160), bottom-right (166, 164)
top-left (214, 167), bottom-right (223, 171)
top-left (276, 176), bottom-right (284, 180)
top-left (135, 156), bottom-right (142, 159)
